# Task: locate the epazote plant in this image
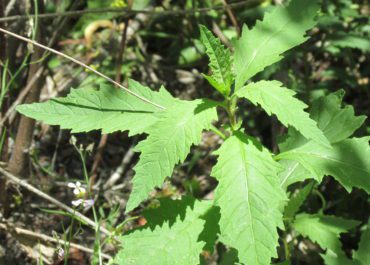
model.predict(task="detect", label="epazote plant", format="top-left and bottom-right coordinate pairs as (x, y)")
top-left (16, 0), bottom-right (370, 264)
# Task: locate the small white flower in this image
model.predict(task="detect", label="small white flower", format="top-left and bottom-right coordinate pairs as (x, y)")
top-left (71, 199), bottom-right (83, 207)
top-left (71, 198), bottom-right (94, 208)
top-left (68, 181), bottom-right (86, 197)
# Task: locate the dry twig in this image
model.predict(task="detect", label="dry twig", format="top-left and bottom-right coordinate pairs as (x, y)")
top-left (104, 145), bottom-right (135, 190)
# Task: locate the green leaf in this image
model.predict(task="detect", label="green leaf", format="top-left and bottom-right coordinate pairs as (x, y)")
top-left (125, 100), bottom-right (217, 212)
top-left (321, 249), bottom-right (355, 265)
top-left (278, 137), bottom-right (370, 193)
top-left (354, 221), bottom-right (370, 265)
top-left (279, 91), bottom-right (366, 151)
top-left (278, 159), bottom-right (311, 188)
top-left (293, 213), bottom-right (359, 252)
top-left (16, 80), bottom-right (175, 136)
top-left (280, 90), bottom-right (367, 148)
top-left (143, 196), bottom-right (219, 252)
top-left (233, 0), bottom-right (319, 89)
top-left (310, 90), bottom-right (366, 144)
top-left (198, 205), bottom-right (220, 252)
top-left (274, 261), bottom-right (291, 265)
top-left (322, 219), bottom-right (370, 265)
top-left (178, 39), bottom-right (205, 66)
top-left (328, 33), bottom-right (370, 52)
top-left (199, 25), bottom-right (233, 96)
top-left (219, 249), bottom-right (238, 265)
top-left (115, 199), bottom-right (213, 265)
top-left (284, 181), bottom-right (314, 220)
top-left (277, 91), bottom-right (368, 189)
top-left (142, 196), bottom-right (197, 227)
top-left (236, 80), bottom-right (330, 147)
top-left (211, 132), bottom-right (286, 265)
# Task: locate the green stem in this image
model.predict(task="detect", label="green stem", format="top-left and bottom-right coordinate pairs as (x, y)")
top-left (313, 189), bottom-right (327, 212)
top-left (76, 147), bottom-right (102, 264)
top-left (225, 96), bottom-right (238, 131)
top-left (210, 124), bottom-right (226, 140)
top-left (282, 233), bottom-right (291, 261)
top-left (0, 59), bottom-right (9, 109)
top-left (64, 211), bottom-right (75, 265)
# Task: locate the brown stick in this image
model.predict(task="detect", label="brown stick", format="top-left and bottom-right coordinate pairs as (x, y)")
top-left (0, 223), bottom-right (112, 260)
top-left (7, 0), bottom-right (45, 177)
top-left (222, 0), bottom-right (241, 37)
top-left (104, 145), bottom-right (135, 190)
top-left (212, 22), bottom-right (232, 49)
top-left (89, 134), bottom-right (108, 190)
top-left (0, 166), bottom-right (112, 236)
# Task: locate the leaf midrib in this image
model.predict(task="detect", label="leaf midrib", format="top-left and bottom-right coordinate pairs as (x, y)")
top-left (238, 19), bottom-right (291, 86)
top-left (280, 161), bottom-right (299, 187)
top-left (238, 139), bottom-right (260, 265)
top-left (204, 32), bottom-right (228, 87)
top-left (280, 150), bottom-right (370, 173)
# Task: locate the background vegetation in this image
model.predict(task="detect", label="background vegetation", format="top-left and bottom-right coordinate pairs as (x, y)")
top-left (0, 0), bottom-right (369, 264)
